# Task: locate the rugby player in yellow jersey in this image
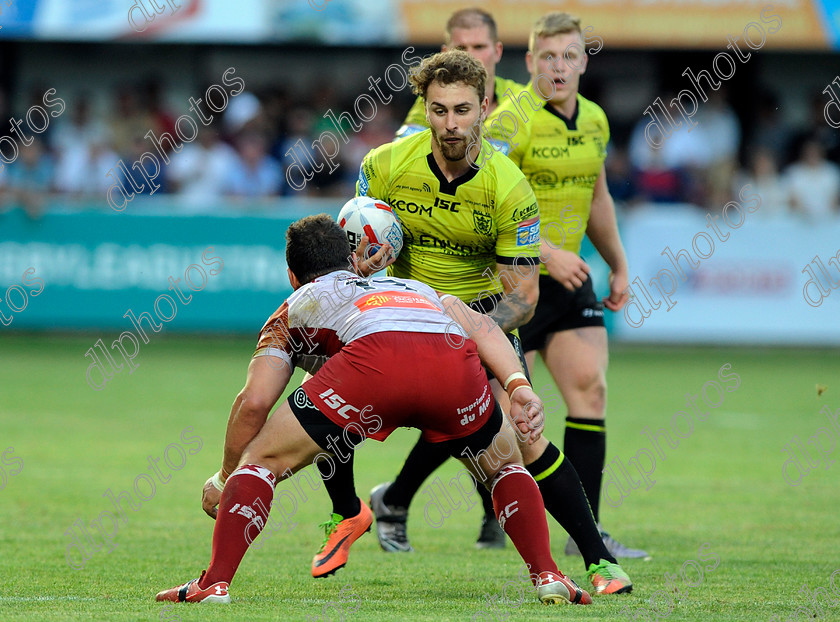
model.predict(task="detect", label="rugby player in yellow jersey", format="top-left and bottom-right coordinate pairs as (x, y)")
top-left (388, 6), bottom-right (525, 551)
top-left (312, 49), bottom-right (632, 596)
top-left (488, 12), bottom-right (649, 559)
top-left (395, 8), bottom-right (522, 142)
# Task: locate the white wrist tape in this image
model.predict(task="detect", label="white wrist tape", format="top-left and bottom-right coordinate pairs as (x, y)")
top-left (208, 471), bottom-right (225, 492)
top-left (503, 371), bottom-right (528, 392)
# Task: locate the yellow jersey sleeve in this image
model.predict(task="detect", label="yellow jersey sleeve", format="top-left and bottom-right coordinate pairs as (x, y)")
top-left (356, 143), bottom-right (391, 202)
top-left (493, 160), bottom-right (541, 264)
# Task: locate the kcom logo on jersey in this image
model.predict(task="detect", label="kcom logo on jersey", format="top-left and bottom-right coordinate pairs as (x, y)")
top-left (393, 199), bottom-right (432, 217)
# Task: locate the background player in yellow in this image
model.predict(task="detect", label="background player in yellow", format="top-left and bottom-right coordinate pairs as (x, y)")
top-left (313, 49), bottom-right (633, 596)
top-left (488, 12), bottom-right (648, 559)
top-left (395, 8), bottom-right (522, 141)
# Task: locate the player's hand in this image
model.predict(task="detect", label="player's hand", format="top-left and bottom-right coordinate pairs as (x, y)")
top-left (543, 248), bottom-right (590, 291)
top-left (353, 235), bottom-right (395, 277)
top-left (603, 269), bottom-right (630, 311)
top-left (509, 386), bottom-right (545, 444)
top-left (202, 476), bottom-right (223, 520)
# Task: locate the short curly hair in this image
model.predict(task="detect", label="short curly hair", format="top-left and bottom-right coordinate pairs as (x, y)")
top-left (408, 49), bottom-right (486, 102)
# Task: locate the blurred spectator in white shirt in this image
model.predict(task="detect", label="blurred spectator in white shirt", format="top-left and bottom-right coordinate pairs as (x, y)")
top-left (785, 137), bottom-right (840, 219)
top-left (53, 96), bottom-right (119, 197)
top-left (169, 124), bottom-right (239, 212)
top-left (695, 89), bottom-right (741, 208)
top-left (733, 147), bottom-right (789, 219)
top-left (222, 132), bottom-right (282, 200)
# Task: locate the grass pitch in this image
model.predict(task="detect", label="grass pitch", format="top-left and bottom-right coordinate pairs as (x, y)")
top-left (1, 334), bottom-right (839, 621)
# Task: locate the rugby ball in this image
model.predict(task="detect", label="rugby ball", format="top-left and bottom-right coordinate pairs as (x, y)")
top-left (338, 196), bottom-right (404, 260)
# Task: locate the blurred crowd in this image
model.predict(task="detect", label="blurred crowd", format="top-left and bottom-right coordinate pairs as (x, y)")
top-left (1, 78), bottom-right (838, 219)
top-left (610, 89), bottom-right (840, 218)
top-left (0, 80), bottom-right (400, 218)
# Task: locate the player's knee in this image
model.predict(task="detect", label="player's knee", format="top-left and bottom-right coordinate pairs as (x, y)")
top-left (573, 368), bottom-right (607, 412)
top-left (238, 444), bottom-right (277, 474)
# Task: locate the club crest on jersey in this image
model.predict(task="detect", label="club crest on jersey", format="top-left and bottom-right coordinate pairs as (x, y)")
top-left (473, 211), bottom-right (493, 236)
top-left (516, 217), bottom-right (540, 246)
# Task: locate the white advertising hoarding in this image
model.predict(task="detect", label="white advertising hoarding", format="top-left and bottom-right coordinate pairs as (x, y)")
top-left (613, 207), bottom-right (840, 344)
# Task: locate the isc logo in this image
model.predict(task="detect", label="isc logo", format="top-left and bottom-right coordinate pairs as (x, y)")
top-left (319, 388), bottom-right (360, 419)
top-left (434, 197), bottom-right (461, 212)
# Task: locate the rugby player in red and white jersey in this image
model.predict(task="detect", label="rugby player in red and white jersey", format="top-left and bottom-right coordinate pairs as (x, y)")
top-left (155, 214), bottom-right (592, 606)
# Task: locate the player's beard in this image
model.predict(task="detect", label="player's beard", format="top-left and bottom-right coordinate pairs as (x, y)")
top-left (435, 130), bottom-right (468, 162)
top-left (434, 120), bottom-right (482, 163)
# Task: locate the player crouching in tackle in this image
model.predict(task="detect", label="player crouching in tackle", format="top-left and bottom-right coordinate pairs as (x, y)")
top-left (155, 214), bottom-right (592, 606)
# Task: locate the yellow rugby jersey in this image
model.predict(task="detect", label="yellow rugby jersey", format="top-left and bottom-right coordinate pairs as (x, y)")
top-left (355, 129), bottom-right (540, 304)
top-left (395, 76), bottom-right (525, 141)
top-left (488, 86), bottom-right (609, 264)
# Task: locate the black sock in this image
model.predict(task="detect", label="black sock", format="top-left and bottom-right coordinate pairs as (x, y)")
top-left (563, 417), bottom-right (607, 522)
top-left (384, 435), bottom-right (450, 508)
top-left (525, 442), bottom-right (616, 568)
top-left (318, 453), bottom-right (361, 518)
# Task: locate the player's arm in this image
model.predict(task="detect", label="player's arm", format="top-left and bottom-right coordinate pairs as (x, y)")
top-left (221, 356), bottom-right (292, 478)
top-left (492, 177), bottom-right (541, 331)
top-left (585, 164), bottom-right (630, 311)
top-left (202, 355), bottom-right (292, 518)
top-left (488, 262), bottom-right (538, 332)
top-left (440, 294), bottom-right (544, 442)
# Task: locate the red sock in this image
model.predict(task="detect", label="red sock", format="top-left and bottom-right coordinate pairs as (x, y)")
top-left (201, 465), bottom-right (276, 587)
top-left (491, 464), bottom-right (559, 581)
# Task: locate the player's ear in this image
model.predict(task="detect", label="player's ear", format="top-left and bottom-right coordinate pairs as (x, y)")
top-left (525, 50), bottom-right (534, 76)
top-left (288, 268), bottom-right (302, 290)
top-left (495, 41), bottom-right (503, 63)
top-left (572, 44), bottom-right (588, 76)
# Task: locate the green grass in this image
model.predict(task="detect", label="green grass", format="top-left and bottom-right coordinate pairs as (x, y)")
top-left (1, 335), bottom-right (839, 621)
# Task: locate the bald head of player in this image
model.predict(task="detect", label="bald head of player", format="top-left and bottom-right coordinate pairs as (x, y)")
top-left (285, 214), bottom-right (353, 289)
top-left (409, 50), bottom-right (487, 174)
top-left (442, 8), bottom-right (502, 104)
top-left (527, 12), bottom-right (588, 118)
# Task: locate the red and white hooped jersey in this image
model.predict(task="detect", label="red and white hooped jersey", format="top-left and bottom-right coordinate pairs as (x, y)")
top-left (254, 270), bottom-right (465, 372)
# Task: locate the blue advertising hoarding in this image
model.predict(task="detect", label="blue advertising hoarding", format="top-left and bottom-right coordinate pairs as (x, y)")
top-left (0, 206), bottom-right (317, 333)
